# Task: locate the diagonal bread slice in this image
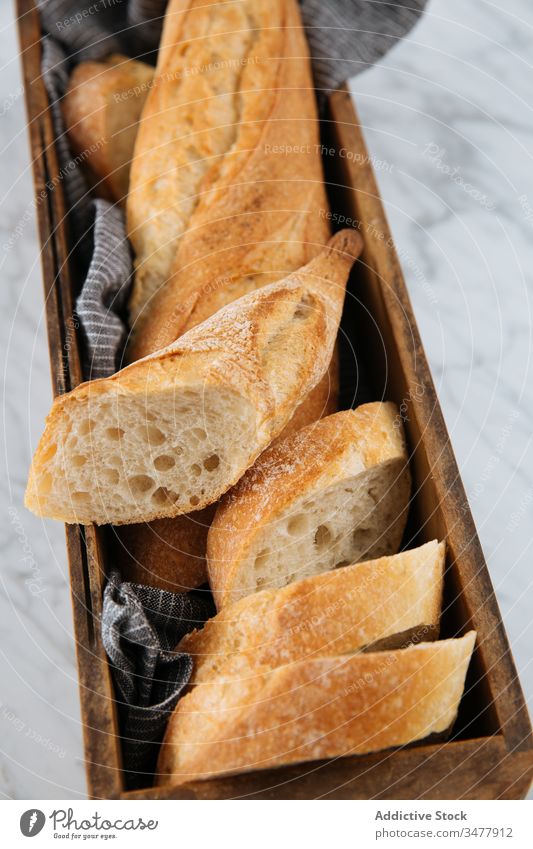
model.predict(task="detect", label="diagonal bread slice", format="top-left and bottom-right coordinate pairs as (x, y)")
top-left (156, 632), bottom-right (476, 786)
top-left (207, 402), bottom-right (412, 610)
top-left (25, 230), bottom-right (361, 526)
top-left (179, 540), bottom-right (445, 684)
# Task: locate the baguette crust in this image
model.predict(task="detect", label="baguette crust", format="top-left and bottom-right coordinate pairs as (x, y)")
top-left (208, 402), bottom-right (411, 609)
top-left (25, 231), bottom-right (360, 525)
top-left (112, 506), bottom-right (215, 591)
top-left (126, 0), bottom-right (330, 351)
top-left (62, 55), bottom-right (153, 204)
top-left (180, 540), bottom-right (445, 683)
top-left (156, 633), bottom-right (476, 785)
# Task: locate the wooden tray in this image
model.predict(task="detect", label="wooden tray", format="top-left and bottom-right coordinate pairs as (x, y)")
top-left (17, 0), bottom-right (533, 800)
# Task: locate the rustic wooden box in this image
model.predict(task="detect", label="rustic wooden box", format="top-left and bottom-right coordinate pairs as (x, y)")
top-left (17, 0), bottom-right (533, 800)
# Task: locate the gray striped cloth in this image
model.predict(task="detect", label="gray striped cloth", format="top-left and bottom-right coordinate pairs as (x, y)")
top-left (37, 0), bottom-right (426, 787)
top-left (102, 572), bottom-right (214, 788)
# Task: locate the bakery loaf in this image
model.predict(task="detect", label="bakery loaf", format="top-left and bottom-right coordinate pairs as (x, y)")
top-left (126, 0), bottom-right (330, 352)
top-left (25, 230), bottom-right (360, 525)
top-left (156, 632), bottom-right (476, 786)
top-left (111, 506), bottom-right (215, 591)
top-left (179, 540), bottom-right (444, 684)
top-left (62, 55), bottom-right (153, 204)
top-left (207, 402), bottom-right (411, 609)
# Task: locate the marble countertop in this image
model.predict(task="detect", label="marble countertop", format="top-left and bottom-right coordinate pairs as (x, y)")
top-left (1, 0), bottom-right (532, 798)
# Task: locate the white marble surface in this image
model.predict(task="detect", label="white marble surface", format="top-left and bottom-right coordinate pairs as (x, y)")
top-left (1, 0), bottom-right (532, 798)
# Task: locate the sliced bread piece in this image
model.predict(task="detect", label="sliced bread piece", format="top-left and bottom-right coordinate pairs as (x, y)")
top-left (180, 540), bottom-right (444, 683)
top-left (156, 632), bottom-right (476, 786)
top-left (25, 230), bottom-right (361, 525)
top-left (208, 402), bottom-right (411, 609)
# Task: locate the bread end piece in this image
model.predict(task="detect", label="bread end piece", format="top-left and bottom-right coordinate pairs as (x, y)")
top-left (180, 539), bottom-right (445, 684)
top-left (208, 401), bottom-right (411, 609)
top-left (156, 632), bottom-right (476, 786)
top-left (62, 54), bottom-right (153, 204)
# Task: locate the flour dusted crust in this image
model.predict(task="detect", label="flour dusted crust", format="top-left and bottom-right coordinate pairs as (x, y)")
top-left (25, 231), bottom-right (361, 525)
top-left (179, 540), bottom-right (445, 683)
top-left (62, 55), bottom-right (153, 204)
top-left (156, 632), bottom-right (476, 785)
top-left (207, 402), bottom-right (412, 609)
top-left (126, 0), bottom-right (330, 355)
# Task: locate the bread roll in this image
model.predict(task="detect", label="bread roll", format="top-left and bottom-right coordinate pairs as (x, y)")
top-left (62, 55), bottom-right (153, 204)
top-left (156, 632), bottom-right (476, 786)
top-left (180, 540), bottom-right (444, 684)
top-left (126, 0), bottom-right (330, 353)
top-left (25, 230), bottom-right (361, 525)
top-left (208, 402), bottom-right (411, 609)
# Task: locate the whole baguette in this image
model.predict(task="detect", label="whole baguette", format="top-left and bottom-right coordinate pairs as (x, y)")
top-left (156, 632), bottom-right (476, 786)
top-left (62, 55), bottom-right (153, 204)
top-left (122, 0), bottom-right (335, 586)
top-left (122, 0), bottom-right (336, 585)
top-left (126, 0), bottom-right (330, 351)
top-left (208, 403), bottom-right (411, 609)
top-left (179, 540), bottom-right (445, 684)
top-left (25, 230), bottom-right (360, 525)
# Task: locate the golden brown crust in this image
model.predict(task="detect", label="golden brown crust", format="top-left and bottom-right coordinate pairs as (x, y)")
top-left (280, 345), bottom-right (340, 441)
top-left (111, 505), bottom-right (215, 591)
top-left (25, 231), bottom-right (361, 525)
top-left (62, 54), bottom-right (153, 204)
top-left (126, 0), bottom-right (331, 355)
top-left (207, 401), bottom-right (408, 609)
top-left (179, 540), bottom-right (445, 683)
top-left (156, 633), bottom-right (476, 785)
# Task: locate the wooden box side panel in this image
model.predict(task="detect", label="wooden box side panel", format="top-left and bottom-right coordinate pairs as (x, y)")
top-left (124, 738), bottom-right (532, 801)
